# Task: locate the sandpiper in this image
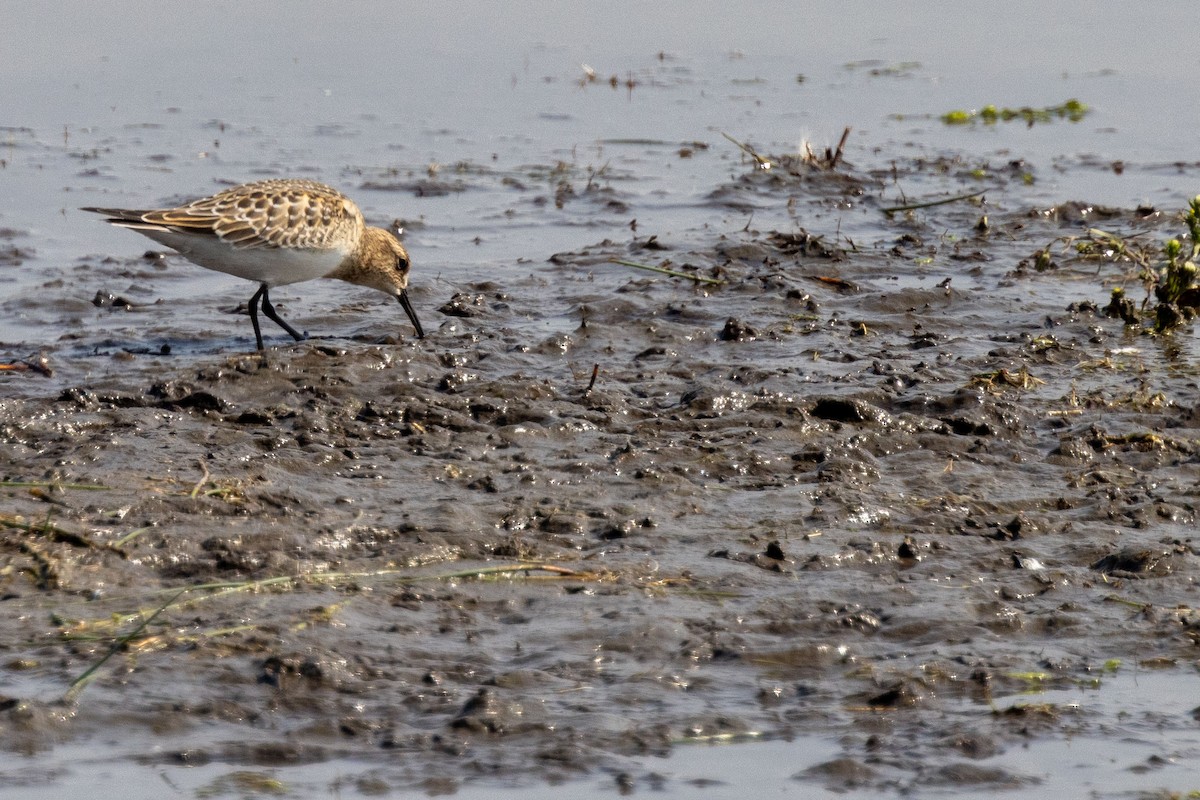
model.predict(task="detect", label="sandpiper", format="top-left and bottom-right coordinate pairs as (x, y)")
top-left (82, 179), bottom-right (425, 350)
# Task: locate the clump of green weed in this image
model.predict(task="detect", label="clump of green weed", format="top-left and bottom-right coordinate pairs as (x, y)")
top-left (941, 99), bottom-right (1088, 126)
top-left (1104, 196), bottom-right (1200, 332)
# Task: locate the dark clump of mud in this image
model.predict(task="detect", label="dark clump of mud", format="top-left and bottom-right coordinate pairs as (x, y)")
top-left (2, 151), bottom-right (1199, 796)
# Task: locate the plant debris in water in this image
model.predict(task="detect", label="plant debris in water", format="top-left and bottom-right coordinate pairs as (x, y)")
top-left (940, 98), bottom-right (1089, 126)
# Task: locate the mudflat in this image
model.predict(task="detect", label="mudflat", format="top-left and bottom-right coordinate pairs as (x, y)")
top-left (3, 153), bottom-right (1197, 795)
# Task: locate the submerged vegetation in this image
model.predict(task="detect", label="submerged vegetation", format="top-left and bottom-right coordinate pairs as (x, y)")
top-left (843, 59), bottom-right (922, 78)
top-left (940, 98), bottom-right (1088, 126)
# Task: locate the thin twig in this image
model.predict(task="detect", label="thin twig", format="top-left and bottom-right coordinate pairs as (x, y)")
top-left (881, 189), bottom-right (988, 214)
top-left (0, 358), bottom-right (53, 377)
top-left (611, 259), bottom-right (726, 285)
top-left (190, 459), bottom-right (211, 499)
top-left (720, 131), bottom-right (771, 169)
top-left (830, 126), bottom-right (851, 168)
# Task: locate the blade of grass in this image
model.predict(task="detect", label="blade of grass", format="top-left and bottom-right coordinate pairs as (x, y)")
top-left (0, 481), bottom-right (110, 491)
top-left (64, 589), bottom-right (187, 703)
top-left (62, 563), bottom-right (593, 638)
top-left (112, 527), bottom-right (151, 548)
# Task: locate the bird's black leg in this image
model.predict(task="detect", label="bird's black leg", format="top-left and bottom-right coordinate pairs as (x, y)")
top-left (259, 287), bottom-right (305, 342)
top-left (249, 284), bottom-right (305, 349)
top-left (249, 284), bottom-right (267, 351)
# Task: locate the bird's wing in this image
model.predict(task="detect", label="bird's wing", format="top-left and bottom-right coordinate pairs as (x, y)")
top-left (141, 180), bottom-right (364, 251)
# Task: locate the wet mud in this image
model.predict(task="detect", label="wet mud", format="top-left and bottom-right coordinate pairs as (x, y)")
top-left (2, 151), bottom-right (1200, 797)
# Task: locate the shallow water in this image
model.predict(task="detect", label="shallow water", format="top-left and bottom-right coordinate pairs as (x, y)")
top-left (2, 3), bottom-right (1200, 799)
top-left (5, 671), bottom-right (1200, 798)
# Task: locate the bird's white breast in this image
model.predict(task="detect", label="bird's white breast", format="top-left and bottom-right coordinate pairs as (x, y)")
top-left (135, 228), bottom-right (351, 286)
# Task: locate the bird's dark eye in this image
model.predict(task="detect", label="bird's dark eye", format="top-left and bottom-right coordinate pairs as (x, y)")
top-left (397, 255), bottom-right (409, 272)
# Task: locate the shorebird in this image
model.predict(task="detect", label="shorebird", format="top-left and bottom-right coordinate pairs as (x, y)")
top-left (82, 179), bottom-right (425, 350)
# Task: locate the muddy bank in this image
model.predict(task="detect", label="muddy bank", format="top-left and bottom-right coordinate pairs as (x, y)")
top-left (2, 155), bottom-right (1200, 796)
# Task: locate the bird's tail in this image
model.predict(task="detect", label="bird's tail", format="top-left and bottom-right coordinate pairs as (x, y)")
top-left (80, 207), bottom-right (152, 224)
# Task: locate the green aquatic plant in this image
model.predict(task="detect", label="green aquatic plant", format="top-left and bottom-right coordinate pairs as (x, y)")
top-left (940, 98), bottom-right (1088, 126)
top-left (1103, 195), bottom-right (1200, 333)
top-left (1156, 196), bottom-right (1200, 304)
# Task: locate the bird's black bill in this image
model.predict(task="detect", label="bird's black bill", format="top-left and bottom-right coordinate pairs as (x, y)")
top-left (398, 290), bottom-right (425, 339)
